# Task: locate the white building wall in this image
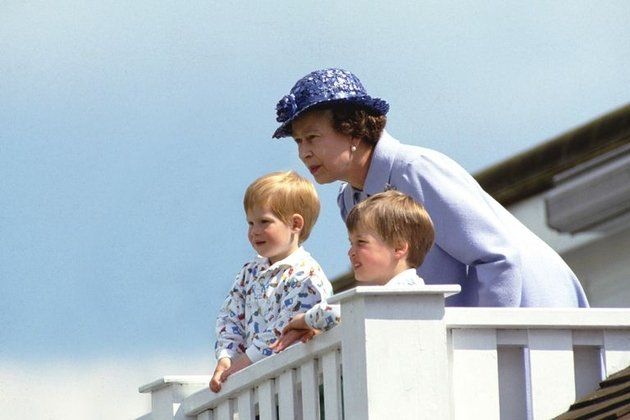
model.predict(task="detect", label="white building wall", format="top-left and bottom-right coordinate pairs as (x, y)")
top-left (563, 227), bottom-right (630, 308)
top-left (507, 193), bottom-right (630, 308)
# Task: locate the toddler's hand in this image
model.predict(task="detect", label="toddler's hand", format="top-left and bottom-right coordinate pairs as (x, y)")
top-left (210, 357), bottom-right (231, 393)
top-left (270, 313), bottom-right (320, 353)
top-left (220, 354), bottom-right (252, 382)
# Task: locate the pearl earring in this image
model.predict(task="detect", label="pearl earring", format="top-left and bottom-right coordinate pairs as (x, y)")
top-left (351, 145), bottom-right (357, 152)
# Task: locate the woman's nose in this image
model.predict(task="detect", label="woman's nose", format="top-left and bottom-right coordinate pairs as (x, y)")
top-left (298, 143), bottom-right (312, 160)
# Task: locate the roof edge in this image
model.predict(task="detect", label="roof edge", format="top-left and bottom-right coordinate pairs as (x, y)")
top-left (474, 103), bottom-right (630, 206)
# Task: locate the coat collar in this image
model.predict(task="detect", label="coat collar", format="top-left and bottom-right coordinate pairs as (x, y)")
top-left (362, 130), bottom-right (400, 196)
top-left (341, 130), bottom-right (401, 215)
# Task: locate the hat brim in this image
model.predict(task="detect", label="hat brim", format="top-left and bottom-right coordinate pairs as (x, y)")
top-left (272, 96), bottom-right (389, 139)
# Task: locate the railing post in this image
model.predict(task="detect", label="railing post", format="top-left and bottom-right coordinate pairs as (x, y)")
top-left (329, 285), bottom-right (460, 420)
top-left (138, 376), bottom-right (212, 420)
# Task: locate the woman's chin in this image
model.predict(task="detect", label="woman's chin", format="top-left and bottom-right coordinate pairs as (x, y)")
top-left (312, 172), bottom-right (336, 185)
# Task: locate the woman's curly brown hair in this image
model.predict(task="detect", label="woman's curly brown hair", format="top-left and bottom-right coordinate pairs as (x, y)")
top-left (312, 102), bottom-right (387, 145)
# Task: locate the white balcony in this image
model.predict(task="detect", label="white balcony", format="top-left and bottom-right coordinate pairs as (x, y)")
top-left (137, 286), bottom-right (630, 420)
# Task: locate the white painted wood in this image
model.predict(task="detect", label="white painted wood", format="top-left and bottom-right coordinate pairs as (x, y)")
top-left (327, 285), bottom-right (461, 305)
top-left (322, 350), bottom-right (342, 420)
top-left (573, 346), bottom-right (603, 399)
top-left (183, 328), bottom-right (341, 417)
top-left (278, 369), bottom-right (298, 420)
top-left (572, 330), bottom-right (603, 346)
top-left (197, 410), bottom-right (213, 420)
top-left (140, 295), bottom-right (630, 420)
top-left (151, 386), bottom-right (176, 420)
top-left (237, 389), bottom-right (255, 420)
top-left (528, 329), bottom-right (575, 419)
top-left (139, 376), bottom-right (213, 394)
top-left (450, 329), bottom-right (500, 419)
top-left (258, 379), bottom-right (276, 420)
top-left (216, 399), bottom-right (234, 420)
top-left (603, 330), bottom-right (630, 377)
top-left (299, 359), bottom-right (319, 420)
top-left (497, 329), bottom-right (528, 346)
top-left (497, 346), bottom-right (527, 420)
top-left (339, 291), bottom-right (452, 420)
top-left (562, 225), bottom-right (630, 308)
top-left (148, 382), bottom-right (211, 420)
top-left (445, 307), bottom-right (630, 328)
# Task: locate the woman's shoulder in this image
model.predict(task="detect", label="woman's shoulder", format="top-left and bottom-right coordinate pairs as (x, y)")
top-left (391, 140), bottom-right (467, 177)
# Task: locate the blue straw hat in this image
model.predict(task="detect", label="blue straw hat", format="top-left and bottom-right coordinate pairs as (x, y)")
top-left (272, 68), bottom-right (389, 139)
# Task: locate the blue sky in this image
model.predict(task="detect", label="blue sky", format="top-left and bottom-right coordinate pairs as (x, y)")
top-left (1, 1), bottom-right (629, 417)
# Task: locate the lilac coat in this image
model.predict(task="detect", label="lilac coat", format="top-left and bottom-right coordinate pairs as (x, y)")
top-left (338, 131), bottom-right (589, 307)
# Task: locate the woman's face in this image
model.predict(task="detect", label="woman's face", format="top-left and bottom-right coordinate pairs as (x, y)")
top-left (291, 110), bottom-right (356, 185)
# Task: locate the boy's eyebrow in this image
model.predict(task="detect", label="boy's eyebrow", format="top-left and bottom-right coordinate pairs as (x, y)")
top-left (349, 232), bottom-right (366, 239)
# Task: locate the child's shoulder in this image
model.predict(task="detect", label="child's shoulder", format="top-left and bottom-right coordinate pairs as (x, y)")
top-left (235, 255), bottom-right (268, 277)
top-left (285, 249), bottom-right (329, 284)
top-left (291, 247), bottom-right (324, 269)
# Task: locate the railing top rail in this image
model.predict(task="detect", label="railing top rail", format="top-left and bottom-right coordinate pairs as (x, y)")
top-left (328, 285), bottom-right (462, 304)
top-left (445, 307), bottom-right (630, 329)
top-left (138, 375), bottom-right (212, 393)
top-left (183, 326), bottom-right (343, 416)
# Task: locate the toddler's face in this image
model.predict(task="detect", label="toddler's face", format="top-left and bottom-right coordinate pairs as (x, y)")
top-left (246, 205), bottom-right (297, 264)
top-left (347, 228), bottom-right (399, 285)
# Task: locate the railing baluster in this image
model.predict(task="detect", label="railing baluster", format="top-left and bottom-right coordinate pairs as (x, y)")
top-left (278, 369), bottom-right (298, 420)
top-left (216, 399), bottom-right (234, 420)
top-left (258, 379), bottom-right (277, 420)
top-left (528, 329), bottom-right (575, 419)
top-left (300, 359), bottom-right (320, 420)
top-left (573, 345), bottom-right (603, 399)
top-left (197, 410), bottom-right (214, 420)
top-left (497, 346), bottom-right (527, 420)
top-left (603, 330), bottom-right (630, 377)
top-left (237, 389), bottom-right (255, 420)
top-left (322, 350), bottom-right (342, 420)
top-left (451, 328), bottom-right (501, 419)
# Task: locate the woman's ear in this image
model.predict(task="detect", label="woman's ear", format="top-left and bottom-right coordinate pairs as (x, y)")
top-left (291, 214), bottom-right (304, 233)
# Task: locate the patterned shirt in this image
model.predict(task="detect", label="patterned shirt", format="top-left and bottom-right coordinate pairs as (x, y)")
top-left (215, 247), bottom-right (332, 363)
top-left (304, 269), bottom-right (425, 331)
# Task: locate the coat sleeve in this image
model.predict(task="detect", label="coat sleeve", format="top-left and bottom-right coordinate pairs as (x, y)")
top-left (395, 152), bottom-right (523, 306)
top-left (214, 266), bottom-right (248, 360)
top-left (245, 264), bottom-right (332, 362)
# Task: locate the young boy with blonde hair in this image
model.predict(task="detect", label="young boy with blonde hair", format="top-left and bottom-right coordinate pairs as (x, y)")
top-left (211, 171), bottom-right (332, 392)
top-left (271, 190), bottom-right (434, 351)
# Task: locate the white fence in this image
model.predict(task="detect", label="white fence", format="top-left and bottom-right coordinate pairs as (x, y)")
top-left (138, 286), bottom-right (630, 420)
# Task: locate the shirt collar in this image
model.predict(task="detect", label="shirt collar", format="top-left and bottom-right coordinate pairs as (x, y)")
top-left (385, 268), bottom-right (421, 286)
top-left (254, 246), bottom-right (309, 272)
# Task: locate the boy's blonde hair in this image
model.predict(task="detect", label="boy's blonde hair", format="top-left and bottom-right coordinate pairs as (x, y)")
top-left (346, 190), bottom-right (435, 267)
top-left (244, 171), bottom-right (320, 243)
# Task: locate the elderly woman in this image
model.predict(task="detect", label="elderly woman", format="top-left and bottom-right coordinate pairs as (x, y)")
top-left (272, 68), bottom-right (588, 307)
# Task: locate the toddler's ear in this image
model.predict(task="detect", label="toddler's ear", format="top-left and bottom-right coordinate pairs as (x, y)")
top-left (291, 214), bottom-right (304, 233)
top-left (394, 240), bottom-right (409, 260)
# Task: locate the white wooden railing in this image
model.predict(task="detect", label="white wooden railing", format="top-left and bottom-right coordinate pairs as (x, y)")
top-left (138, 286), bottom-right (630, 420)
